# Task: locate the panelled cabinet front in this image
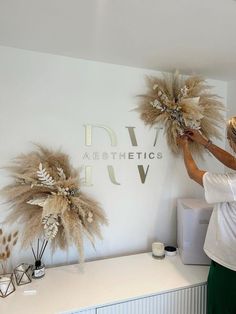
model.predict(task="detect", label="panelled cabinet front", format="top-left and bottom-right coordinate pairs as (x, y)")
top-left (68, 309), bottom-right (96, 314)
top-left (96, 284), bottom-right (207, 314)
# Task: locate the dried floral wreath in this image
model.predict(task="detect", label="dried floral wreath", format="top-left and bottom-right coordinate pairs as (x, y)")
top-left (136, 71), bottom-right (225, 155)
top-left (1, 146), bottom-right (107, 261)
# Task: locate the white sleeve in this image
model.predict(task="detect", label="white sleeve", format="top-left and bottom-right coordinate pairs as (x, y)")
top-left (202, 172), bottom-right (236, 204)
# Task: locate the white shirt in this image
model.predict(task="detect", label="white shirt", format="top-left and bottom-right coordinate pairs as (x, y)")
top-left (203, 172), bottom-right (236, 271)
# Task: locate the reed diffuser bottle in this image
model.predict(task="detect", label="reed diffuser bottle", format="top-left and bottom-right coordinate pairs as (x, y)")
top-left (31, 239), bottom-right (48, 279)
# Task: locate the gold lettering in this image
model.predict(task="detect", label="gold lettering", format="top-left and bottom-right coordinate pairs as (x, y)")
top-left (107, 165), bottom-right (121, 185)
top-left (136, 152), bottom-right (142, 159)
top-left (128, 152), bottom-right (134, 159)
top-left (92, 152), bottom-right (99, 160)
top-left (138, 165), bottom-right (150, 184)
top-left (102, 152), bottom-right (109, 160)
top-left (153, 127), bottom-right (163, 147)
top-left (119, 152), bottom-right (126, 159)
top-left (82, 152), bottom-right (90, 160)
top-left (126, 127), bottom-right (138, 146)
top-left (84, 124), bottom-right (117, 146)
top-left (84, 166), bottom-right (93, 186)
top-left (111, 152), bottom-right (117, 159)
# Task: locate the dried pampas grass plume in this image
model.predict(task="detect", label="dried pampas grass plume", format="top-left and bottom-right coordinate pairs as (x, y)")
top-left (0, 145), bottom-right (108, 262)
top-left (136, 71), bottom-right (225, 155)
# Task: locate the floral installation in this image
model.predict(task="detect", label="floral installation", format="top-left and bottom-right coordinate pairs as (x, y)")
top-left (136, 71), bottom-right (225, 155)
top-left (0, 145), bottom-right (108, 261)
top-left (0, 228), bottom-right (18, 274)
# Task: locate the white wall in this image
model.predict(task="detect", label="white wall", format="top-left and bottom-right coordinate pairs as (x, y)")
top-left (227, 81), bottom-right (236, 118)
top-left (225, 81), bottom-right (236, 154)
top-left (0, 46), bottom-right (227, 267)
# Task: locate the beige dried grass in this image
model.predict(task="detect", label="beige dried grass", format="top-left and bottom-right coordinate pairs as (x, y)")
top-left (136, 72), bottom-right (225, 155)
top-left (0, 228), bottom-right (18, 273)
top-left (1, 145), bottom-right (108, 262)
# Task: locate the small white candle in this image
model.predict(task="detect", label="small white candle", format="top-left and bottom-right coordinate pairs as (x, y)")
top-left (152, 242), bottom-right (165, 258)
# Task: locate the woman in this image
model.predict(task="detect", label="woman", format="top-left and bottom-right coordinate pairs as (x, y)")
top-left (178, 117), bottom-right (236, 314)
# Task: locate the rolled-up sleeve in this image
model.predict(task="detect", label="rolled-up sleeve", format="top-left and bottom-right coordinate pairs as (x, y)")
top-left (202, 172), bottom-right (236, 204)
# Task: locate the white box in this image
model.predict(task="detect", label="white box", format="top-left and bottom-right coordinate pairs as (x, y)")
top-left (177, 198), bottom-right (213, 265)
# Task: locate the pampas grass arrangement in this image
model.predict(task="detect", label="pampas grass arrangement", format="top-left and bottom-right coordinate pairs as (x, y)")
top-left (136, 71), bottom-right (225, 155)
top-left (0, 145), bottom-right (108, 262)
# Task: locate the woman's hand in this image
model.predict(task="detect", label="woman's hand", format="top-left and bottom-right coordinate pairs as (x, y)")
top-left (184, 129), bottom-right (208, 146)
top-left (177, 134), bottom-right (189, 149)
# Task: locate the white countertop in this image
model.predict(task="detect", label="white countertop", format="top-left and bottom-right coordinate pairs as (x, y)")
top-left (0, 253), bottom-right (209, 314)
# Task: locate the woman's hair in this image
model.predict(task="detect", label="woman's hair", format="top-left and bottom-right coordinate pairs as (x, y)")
top-left (227, 117), bottom-right (236, 146)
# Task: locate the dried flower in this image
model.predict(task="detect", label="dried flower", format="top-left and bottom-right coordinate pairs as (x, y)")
top-left (136, 71), bottom-right (225, 155)
top-left (0, 228), bottom-right (18, 274)
top-left (42, 214), bottom-right (60, 240)
top-left (1, 145), bottom-right (108, 262)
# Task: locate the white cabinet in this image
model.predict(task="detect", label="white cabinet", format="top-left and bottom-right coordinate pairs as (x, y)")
top-left (0, 253), bottom-right (209, 314)
top-left (69, 310), bottom-right (96, 314)
top-left (97, 284), bottom-right (207, 314)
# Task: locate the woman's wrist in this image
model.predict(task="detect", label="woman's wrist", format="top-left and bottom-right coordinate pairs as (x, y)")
top-left (204, 139), bottom-right (213, 149)
top-left (182, 140), bottom-right (189, 150)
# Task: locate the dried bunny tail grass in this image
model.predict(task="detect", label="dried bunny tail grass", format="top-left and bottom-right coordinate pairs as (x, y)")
top-left (0, 228), bottom-right (19, 273)
top-left (136, 71), bottom-right (226, 156)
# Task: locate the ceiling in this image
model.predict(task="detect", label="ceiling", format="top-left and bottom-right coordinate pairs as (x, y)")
top-left (0, 0), bottom-right (236, 81)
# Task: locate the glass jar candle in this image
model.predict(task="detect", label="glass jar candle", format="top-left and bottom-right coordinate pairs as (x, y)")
top-left (152, 242), bottom-right (165, 259)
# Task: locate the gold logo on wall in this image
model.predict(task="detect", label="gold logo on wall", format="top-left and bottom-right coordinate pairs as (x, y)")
top-left (83, 124), bottom-right (163, 185)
